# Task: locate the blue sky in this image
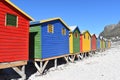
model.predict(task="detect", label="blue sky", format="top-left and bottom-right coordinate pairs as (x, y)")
top-left (11, 0), bottom-right (120, 35)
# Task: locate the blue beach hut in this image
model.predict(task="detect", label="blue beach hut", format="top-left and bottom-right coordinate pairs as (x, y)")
top-left (97, 38), bottom-right (101, 50)
top-left (29, 18), bottom-right (70, 59)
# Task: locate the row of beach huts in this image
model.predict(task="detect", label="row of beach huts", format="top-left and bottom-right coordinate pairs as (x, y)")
top-left (0, 0), bottom-right (111, 79)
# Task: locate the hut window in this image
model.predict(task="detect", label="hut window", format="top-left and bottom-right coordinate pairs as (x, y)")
top-left (6, 13), bottom-right (17, 27)
top-left (88, 36), bottom-right (89, 39)
top-left (84, 34), bottom-right (86, 39)
top-left (75, 32), bottom-right (78, 38)
top-left (62, 28), bottom-right (66, 35)
top-left (48, 24), bottom-right (54, 33)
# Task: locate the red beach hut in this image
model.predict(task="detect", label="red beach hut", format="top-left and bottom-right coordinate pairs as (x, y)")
top-left (91, 34), bottom-right (97, 51)
top-left (0, 0), bottom-right (33, 67)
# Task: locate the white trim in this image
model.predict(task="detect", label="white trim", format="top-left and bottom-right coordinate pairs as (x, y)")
top-left (16, 16), bottom-right (18, 27)
top-left (52, 25), bottom-right (54, 33)
top-left (47, 24), bottom-right (54, 34)
top-left (5, 14), bottom-right (7, 26)
top-left (40, 17), bottom-right (70, 31)
top-left (6, 13), bottom-right (18, 27)
top-left (62, 28), bottom-right (66, 35)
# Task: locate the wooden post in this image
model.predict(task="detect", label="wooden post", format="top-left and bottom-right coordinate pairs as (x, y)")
top-left (34, 61), bottom-right (49, 74)
top-left (89, 52), bottom-right (93, 57)
top-left (34, 62), bottom-right (41, 73)
top-left (64, 56), bottom-right (69, 63)
top-left (54, 59), bottom-right (57, 69)
top-left (85, 53), bottom-right (87, 57)
top-left (87, 52), bottom-right (89, 57)
top-left (73, 55), bottom-right (75, 62)
top-left (77, 54), bottom-right (80, 60)
top-left (79, 53), bottom-right (83, 59)
top-left (69, 55), bottom-right (75, 63)
top-left (40, 61), bottom-right (43, 69)
top-left (12, 66), bottom-right (26, 80)
top-left (41, 61), bottom-right (49, 73)
top-left (83, 53), bottom-right (86, 58)
top-left (68, 56), bottom-right (72, 62)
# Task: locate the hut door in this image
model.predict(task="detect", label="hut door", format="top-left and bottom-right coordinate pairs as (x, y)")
top-left (80, 36), bottom-right (82, 52)
top-left (29, 32), bottom-right (38, 59)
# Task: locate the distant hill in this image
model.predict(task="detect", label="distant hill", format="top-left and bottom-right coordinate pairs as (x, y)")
top-left (99, 21), bottom-right (120, 41)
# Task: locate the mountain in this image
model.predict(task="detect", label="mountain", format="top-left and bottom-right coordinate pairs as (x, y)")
top-left (99, 21), bottom-right (120, 41)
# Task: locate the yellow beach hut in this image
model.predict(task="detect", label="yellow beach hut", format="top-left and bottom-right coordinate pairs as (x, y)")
top-left (108, 40), bottom-right (111, 48)
top-left (82, 31), bottom-right (91, 53)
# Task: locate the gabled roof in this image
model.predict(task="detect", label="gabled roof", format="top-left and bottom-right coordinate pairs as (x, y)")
top-left (69, 26), bottom-right (80, 33)
top-left (99, 36), bottom-right (104, 41)
top-left (97, 38), bottom-right (101, 40)
top-left (99, 36), bottom-right (103, 39)
top-left (101, 37), bottom-right (105, 41)
top-left (30, 17), bottom-right (71, 31)
top-left (4, 0), bottom-right (34, 21)
top-left (92, 34), bottom-right (97, 39)
top-left (96, 35), bottom-right (99, 38)
top-left (82, 30), bottom-right (91, 37)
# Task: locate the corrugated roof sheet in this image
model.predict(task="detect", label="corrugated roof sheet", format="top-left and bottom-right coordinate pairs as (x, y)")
top-left (69, 26), bottom-right (77, 32)
top-left (30, 17), bottom-right (71, 30)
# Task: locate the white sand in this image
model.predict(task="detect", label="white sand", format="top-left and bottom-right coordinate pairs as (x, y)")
top-left (29, 42), bottom-right (120, 80)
